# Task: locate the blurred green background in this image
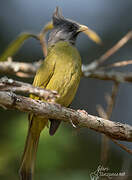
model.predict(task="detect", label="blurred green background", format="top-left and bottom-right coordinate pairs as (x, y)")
top-left (0, 0), bottom-right (132, 180)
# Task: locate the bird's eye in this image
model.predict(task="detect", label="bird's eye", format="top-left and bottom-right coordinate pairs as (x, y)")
top-left (69, 25), bottom-right (75, 32)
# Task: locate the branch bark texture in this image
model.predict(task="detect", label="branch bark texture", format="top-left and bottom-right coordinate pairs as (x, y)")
top-left (0, 90), bottom-right (132, 142)
top-left (1, 59), bottom-right (132, 84)
top-left (0, 77), bottom-right (59, 101)
top-left (85, 70), bottom-right (132, 83)
top-left (0, 58), bottom-right (41, 77)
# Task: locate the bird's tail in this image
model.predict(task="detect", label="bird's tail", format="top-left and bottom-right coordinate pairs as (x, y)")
top-left (19, 115), bottom-right (48, 180)
top-left (49, 119), bottom-right (61, 136)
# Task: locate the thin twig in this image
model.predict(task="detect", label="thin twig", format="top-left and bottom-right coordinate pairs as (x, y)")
top-left (99, 82), bottom-right (119, 167)
top-left (111, 138), bottom-right (132, 155)
top-left (82, 31), bottom-right (132, 73)
top-left (97, 105), bottom-right (109, 167)
top-left (98, 82), bottom-right (132, 157)
top-left (38, 21), bottom-right (53, 57)
top-left (97, 31), bottom-right (132, 65)
top-left (100, 60), bottom-right (132, 70)
top-left (38, 34), bottom-right (48, 57)
top-left (105, 82), bottom-right (119, 117)
top-left (87, 70), bottom-right (132, 83)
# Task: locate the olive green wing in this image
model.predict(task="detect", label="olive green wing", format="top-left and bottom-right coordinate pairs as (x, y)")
top-left (33, 59), bottom-right (55, 87)
top-left (30, 57), bottom-right (56, 99)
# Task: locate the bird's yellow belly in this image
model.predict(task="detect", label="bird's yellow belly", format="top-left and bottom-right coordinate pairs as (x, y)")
top-left (46, 62), bottom-right (81, 107)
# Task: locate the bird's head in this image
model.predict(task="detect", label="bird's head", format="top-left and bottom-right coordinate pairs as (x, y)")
top-left (48, 7), bottom-right (101, 47)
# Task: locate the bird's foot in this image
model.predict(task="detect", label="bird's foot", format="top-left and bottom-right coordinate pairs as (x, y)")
top-left (70, 119), bottom-right (77, 128)
top-left (77, 109), bottom-right (88, 116)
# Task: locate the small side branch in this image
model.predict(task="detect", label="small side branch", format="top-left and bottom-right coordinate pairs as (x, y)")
top-left (86, 70), bottom-right (132, 83)
top-left (82, 31), bottom-right (132, 72)
top-left (0, 57), bottom-right (41, 77)
top-left (96, 31), bottom-right (132, 65)
top-left (98, 82), bottom-right (119, 165)
top-left (0, 90), bottom-right (132, 142)
top-left (1, 60), bottom-right (132, 84)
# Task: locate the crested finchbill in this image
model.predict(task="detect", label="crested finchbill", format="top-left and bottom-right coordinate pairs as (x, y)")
top-left (19, 7), bottom-right (101, 180)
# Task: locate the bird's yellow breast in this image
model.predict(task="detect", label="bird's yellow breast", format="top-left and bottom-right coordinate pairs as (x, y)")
top-left (33, 41), bottom-right (82, 107)
top-left (46, 41), bottom-right (82, 106)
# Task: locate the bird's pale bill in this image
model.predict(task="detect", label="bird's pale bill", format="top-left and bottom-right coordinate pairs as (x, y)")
top-left (78, 24), bottom-right (102, 44)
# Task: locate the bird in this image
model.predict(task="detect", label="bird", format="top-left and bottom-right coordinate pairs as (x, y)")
top-left (19, 7), bottom-right (101, 180)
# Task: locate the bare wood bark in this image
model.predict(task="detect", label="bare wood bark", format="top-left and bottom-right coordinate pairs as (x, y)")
top-left (1, 60), bottom-right (132, 84)
top-left (0, 57), bottom-right (41, 77)
top-left (86, 70), bottom-right (132, 83)
top-left (0, 77), bottom-right (59, 101)
top-left (100, 59), bottom-right (132, 69)
top-left (0, 90), bottom-right (132, 142)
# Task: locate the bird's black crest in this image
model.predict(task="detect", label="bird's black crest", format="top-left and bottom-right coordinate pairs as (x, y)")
top-left (52, 7), bottom-right (79, 32)
top-left (48, 7), bottom-right (80, 46)
top-left (52, 7), bottom-right (64, 26)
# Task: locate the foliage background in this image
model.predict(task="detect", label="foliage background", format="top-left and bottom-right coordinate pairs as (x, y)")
top-left (0, 0), bottom-right (132, 179)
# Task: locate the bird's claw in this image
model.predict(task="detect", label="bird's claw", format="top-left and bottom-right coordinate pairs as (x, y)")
top-left (70, 119), bottom-right (77, 128)
top-left (77, 109), bottom-right (88, 116)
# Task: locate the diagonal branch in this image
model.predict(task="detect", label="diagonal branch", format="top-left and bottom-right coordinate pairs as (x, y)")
top-left (0, 90), bottom-right (132, 142)
top-left (82, 31), bottom-right (132, 72)
top-left (96, 31), bottom-right (132, 65)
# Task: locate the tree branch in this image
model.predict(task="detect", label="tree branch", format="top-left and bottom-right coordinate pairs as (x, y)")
top-left (86, 70), bottom-right (132, 83)
top-left (0, 77), bottom-right (59, 101)
top-left (100, 59), bottom-right (132, 69)
top-left (0, 89), bottom-right (132, 142)
top-left (96, 31), bottom-right (132, 65)
top-left (1, 59), bottom-right (132, 84)
top-left (98, 82), bottom-right (120, 164)
top-left (0, 57), bottom-right (41, 77)
top-left (82, 31), bottom-right (132, 72)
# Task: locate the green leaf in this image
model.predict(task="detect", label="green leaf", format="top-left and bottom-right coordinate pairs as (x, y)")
top-left (0, 33), bottom-right (38, 61)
